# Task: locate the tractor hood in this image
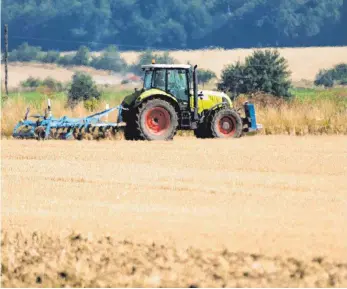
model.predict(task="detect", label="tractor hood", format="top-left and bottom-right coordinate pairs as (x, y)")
top-left (198, 90), bottom-right (233, 108)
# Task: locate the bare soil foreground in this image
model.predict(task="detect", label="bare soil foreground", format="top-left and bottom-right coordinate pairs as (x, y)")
top-left (2, 136), bottom-right (347, 287)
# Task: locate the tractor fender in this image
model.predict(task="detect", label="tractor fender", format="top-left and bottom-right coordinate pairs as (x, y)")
top-left (201, 102), bottom-right (230, 123)
top-left (133, 89), bottom-right (180, 112)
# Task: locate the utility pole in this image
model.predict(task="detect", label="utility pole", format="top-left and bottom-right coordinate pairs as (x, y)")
top-left (4, 24), bottom-right (9, 96)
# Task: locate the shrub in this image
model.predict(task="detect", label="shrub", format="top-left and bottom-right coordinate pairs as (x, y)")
top-left (41, 77), bottom-right (64, 92)
top-left (314, 70), bottom-right (334, 87)
top-left (90, 45), bottom-right (126, 72)
top-left (315, 63), bottom-right (347, 87)
top-left (84, 97), bottom-right (99, 111)
top-left (41, 50), bottom-right (61, 63)
top-left (20, 76), bottom-right (65, 92)
top-left (72, 46), bottom-right (90, 66)
top-left (197, 69), bottom-right (216, 87)
top-left (20, 76), bottom-right (42, 88)
top-left (218, 50), bottom-right (292, 98)
top-left (68, 72), bottom-right (101, 107)
top-left (128, 50), bottom-right (177, 75)
top-left (8, 42), bottom-right (42, 62)
top-left (58, 54), bottom-right (75, 66)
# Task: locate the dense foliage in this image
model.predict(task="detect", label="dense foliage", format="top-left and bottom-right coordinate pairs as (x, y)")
top-left (8, 42), bottom-right (128, 71)
top-left (68, 72), bottom-right (101, 107)
top-left (20, 76), bottom-right (64, 91)
top-left (315, 63), bottom-right (347, 87)
top-left (218, 50), bottom-right (292, 97)
top-left (2, 0), bottom-right (346, 51)
top-left (197, 69), bottom-right (216, 87)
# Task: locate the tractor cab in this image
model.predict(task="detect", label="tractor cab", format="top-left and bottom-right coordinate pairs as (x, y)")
top-left (141, 64), bottom-right (192, 104)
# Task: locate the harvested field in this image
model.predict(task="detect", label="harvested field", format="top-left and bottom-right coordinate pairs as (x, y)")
top-left (3, 47), bottom-right (347, 87)
top-left (120, 46), bottom-right (347, 81)
top-left (0, 62), bottom-right (126, 89)
top-left (1, 136), bottom-right (347, 287)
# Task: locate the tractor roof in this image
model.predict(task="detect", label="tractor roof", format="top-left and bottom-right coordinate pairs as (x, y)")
top-left (141, 64), bottom-right (191, 70)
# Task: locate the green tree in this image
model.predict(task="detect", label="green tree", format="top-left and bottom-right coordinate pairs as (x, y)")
top-left (41, 51), bottom-right (61, 63)
top-left (58, 54), bottom-right (75, 66)
top-left (72, 46), bottom-right (90, 66)
top-left (218, 50), bottom-right (292, 97)
top-left (129, 50), bottom-right (177, 75)
top-left (90, 45), bottom-right (126, 72)
top-left (315, 63), bottom-right (347, 87)
top-left (68, 72), bottom-right (101, 107)
top-left (197, 69), bottom-right (216, 87)
top-left (8, 42), bottom-right (42, 62)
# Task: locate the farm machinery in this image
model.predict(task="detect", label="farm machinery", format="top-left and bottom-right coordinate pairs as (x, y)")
top-left (13, 63), bottom-right (262, 141)
top-left (12, 100), bottom-right (126, 140)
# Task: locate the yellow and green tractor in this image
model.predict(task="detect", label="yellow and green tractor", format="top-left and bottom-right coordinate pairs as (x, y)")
top-left (120, 63), bottom-right (262, 140)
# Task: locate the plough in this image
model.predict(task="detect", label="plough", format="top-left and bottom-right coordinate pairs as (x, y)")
top-left (12, 99), bottom-right (126, 140)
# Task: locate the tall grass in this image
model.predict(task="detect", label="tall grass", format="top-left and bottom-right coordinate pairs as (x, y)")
top-left (237, 89), bottom-right (347, 135)
top-left (1, 90), bottom-right (128, 137)
top-left (1, 88), bottom-right (347, 138)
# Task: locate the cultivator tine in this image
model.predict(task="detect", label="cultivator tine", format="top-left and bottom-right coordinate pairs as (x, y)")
top-left (24, 108), bottom-right (30, 121)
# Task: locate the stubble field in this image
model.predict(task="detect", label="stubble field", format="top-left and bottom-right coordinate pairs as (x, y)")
top-left (1, 136), bottom-right (347, 287)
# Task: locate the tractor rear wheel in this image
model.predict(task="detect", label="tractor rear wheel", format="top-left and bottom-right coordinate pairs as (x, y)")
top-left (210, 109), bottom-right (243, 138)
top-left (136, 99), bottom-right (178, 141)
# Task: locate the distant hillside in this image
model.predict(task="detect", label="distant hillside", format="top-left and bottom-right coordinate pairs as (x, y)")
top-left (2, 0), bottom-right (346, 51)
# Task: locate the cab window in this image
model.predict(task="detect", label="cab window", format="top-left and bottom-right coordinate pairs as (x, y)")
top-left (143, 70), bottom-right (153, 90)
top-left (152, 70), bottom-right (166, 90)
top-left (167, 69), bottom-right (188, 101)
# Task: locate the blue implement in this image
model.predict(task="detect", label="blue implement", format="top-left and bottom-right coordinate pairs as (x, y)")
top-left (12, 103), bottom-right (127, 140)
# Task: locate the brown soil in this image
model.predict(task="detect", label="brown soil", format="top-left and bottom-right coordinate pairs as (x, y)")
top-left (1, 136), bottom-right (347, 287)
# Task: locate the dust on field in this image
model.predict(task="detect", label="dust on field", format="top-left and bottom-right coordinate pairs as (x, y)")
top-left (2, 231), bottom-right (347, 287)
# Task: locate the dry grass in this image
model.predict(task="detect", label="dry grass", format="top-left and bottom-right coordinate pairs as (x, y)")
top-left (2, 231), bottom-right (347, 288)
top-left (2, 90), bottom-right (347, 138)
top-left (235, 92), bottom-right (347, 135)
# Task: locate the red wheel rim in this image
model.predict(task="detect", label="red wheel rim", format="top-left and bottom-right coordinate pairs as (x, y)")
top-left (218, 116), bottom-right (236, 136)
top-left (145, 107), bottom-right (170, 135)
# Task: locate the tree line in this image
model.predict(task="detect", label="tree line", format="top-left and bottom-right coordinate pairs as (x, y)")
top-left (2, 0), bottom-right (346, 51)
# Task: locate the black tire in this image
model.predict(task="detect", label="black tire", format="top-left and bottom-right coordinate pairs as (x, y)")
top-left (136, 99), bottom-right (178, 141)
top-left (123, 109), bottom-right (141, 140)
top-left (210, 109), bottom-right (243, 138)
top-left (194, 121), bottom-right (212, 139)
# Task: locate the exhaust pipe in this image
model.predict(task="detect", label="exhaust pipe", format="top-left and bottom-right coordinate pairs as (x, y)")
top-left (193, 65), bottom-right (198, 122)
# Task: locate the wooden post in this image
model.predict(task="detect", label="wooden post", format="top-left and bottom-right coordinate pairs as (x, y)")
top-left (4, 24), bottom-right (9, 96)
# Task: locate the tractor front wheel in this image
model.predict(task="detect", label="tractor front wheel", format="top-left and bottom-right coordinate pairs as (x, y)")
top-left (136, 99), bottom-right (178, 141)
top-left (210, 109), bottom-right (243, 138)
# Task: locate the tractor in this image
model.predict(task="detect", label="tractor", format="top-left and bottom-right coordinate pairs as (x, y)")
top-left (118, 63), bottom-right (262, 141)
